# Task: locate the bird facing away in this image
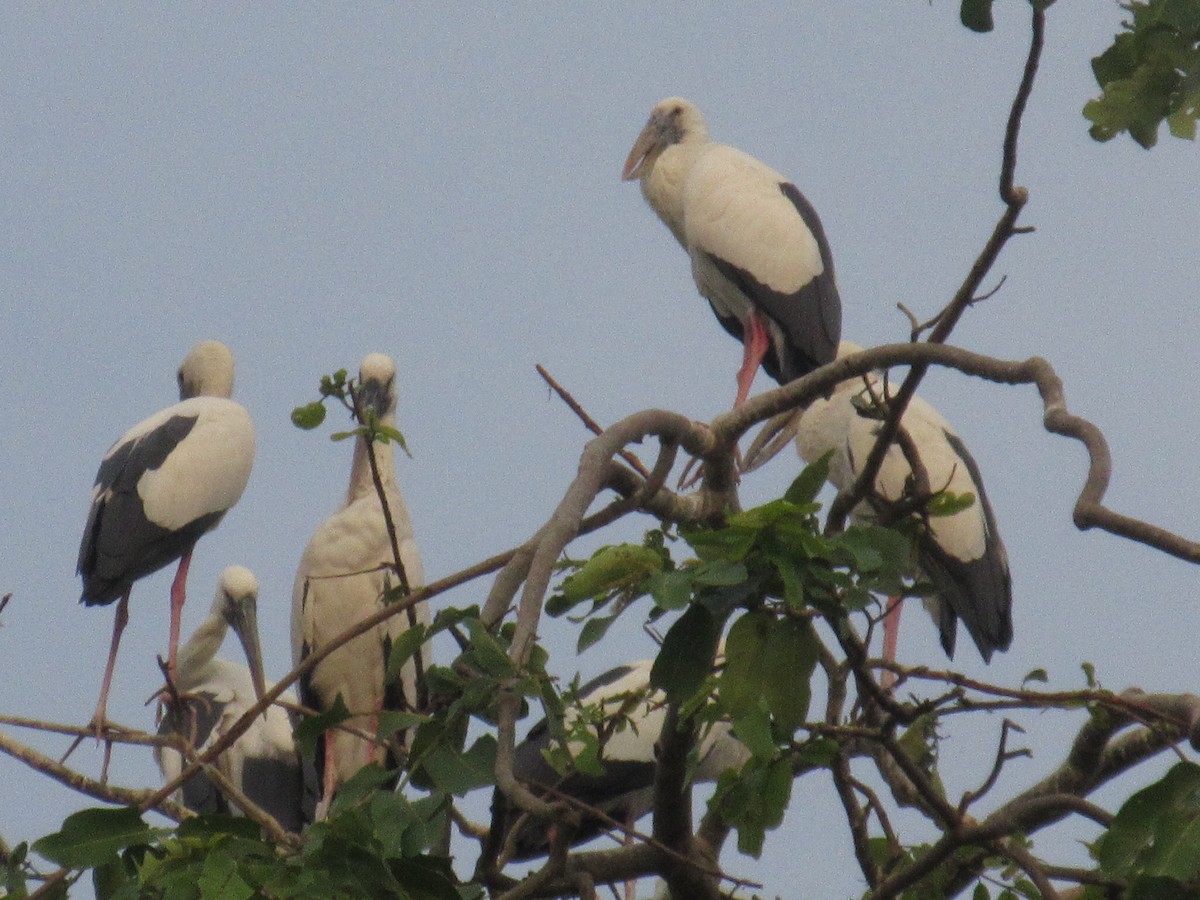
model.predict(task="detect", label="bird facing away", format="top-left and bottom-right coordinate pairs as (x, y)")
top-left (156, 565), bottom-right (304, 832)
top-left (77, 340), bottom-right (255, 734)
top-left (623, 97), bottom-right (841, 408)
top-left (794, 341), bottom-right (1012, 667)
top-left (291, 353), bottom-right (430, 819)
top-left (489, 657), bottom-right (749, 863)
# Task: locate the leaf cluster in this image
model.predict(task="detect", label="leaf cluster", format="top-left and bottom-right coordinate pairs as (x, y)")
top-left (1084, 0), bottom-right (1200, 146)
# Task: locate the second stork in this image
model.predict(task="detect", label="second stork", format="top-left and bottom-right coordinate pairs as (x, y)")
top-left (291, 353), bottom-right (430, 818)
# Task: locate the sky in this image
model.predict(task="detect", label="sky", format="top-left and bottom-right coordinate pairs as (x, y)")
top-left (1, 4), bottom-right (1198, 898)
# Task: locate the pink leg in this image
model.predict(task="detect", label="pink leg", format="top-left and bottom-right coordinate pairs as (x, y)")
top-left (623, 811), bottom-right (638, 900)
top-left (167, 551), bottom-right (193, 680)
top-left (734, 311), bottom-right (771, 408)
top-left (316, 730), bottom-right (338, 821)
top-left (90, 592), bottom-right (131, 736)
top-left (880, 596), bottom-right (903, 689)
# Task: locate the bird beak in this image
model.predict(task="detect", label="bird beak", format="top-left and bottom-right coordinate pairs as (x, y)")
top-left (229, 599), bottom-right (269, 710)
top-left (357, 378), bottom-right (390, 421)
top-left (622, 115), bottom-right (666, 181)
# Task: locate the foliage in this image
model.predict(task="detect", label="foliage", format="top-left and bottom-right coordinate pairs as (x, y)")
top-left (961, 0), bottom-right (1200, 147)
top-left (1085, 0), bottom-right (1200, 146)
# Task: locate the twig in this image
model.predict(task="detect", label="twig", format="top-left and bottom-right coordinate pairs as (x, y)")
top-left (824, 7), bottom-right (1045, 537)
top-left (537, 364), bottom-right (652, 479)
top-left (0, 727), bottom-right (186, 819)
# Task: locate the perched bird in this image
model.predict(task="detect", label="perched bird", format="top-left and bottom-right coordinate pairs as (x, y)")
top-left (795, 342), bottom-right (1012, 670)
top-left (78, 340), bottom-right (255, 734)
top-left (291, 353), bottom-right (430, 819)
top-left (490, 657), bottom-right (749, 863)
top-left (623, 97), bottom-right (841, 408)
top-left (156, 566), bottom-right (304, 832)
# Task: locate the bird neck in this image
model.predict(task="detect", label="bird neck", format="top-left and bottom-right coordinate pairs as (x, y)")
top-left (347, 425), bottom-right (398, 504)
top-left (641, 140), bottom-right (704, 248)
top-left (174, 613), bottom-right (227, 691)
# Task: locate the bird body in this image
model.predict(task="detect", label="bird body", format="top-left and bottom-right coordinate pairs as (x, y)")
top-left (624, 97), bottom-right (840, 405)
top-left (157, 566), bottom-right (303, 832)
top-left (495, 658), bottom-right (749, 862)
top-left (795, 342), bottom-right (1012, 661)
top-left (291, 353), bottom-right (429, 816)
top-left (79, 396), bottom-right (254, 604)
top-left (77, 340), bottom-right (255, 732)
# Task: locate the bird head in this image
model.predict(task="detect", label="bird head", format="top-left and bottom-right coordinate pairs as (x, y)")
top-left (218, 565), bottom-right (269, 706)
top-left (177, 340), bottom-right (236, 400)
top-left (356, 353), bottom-right (398, 423)
top-left (621, 96), bottom-right (708, 181)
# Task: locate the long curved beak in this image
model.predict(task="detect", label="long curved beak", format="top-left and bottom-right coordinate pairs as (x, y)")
top-left (622, 114), bottom-right (668, 181)
top-left (229, 598), bottom-right (269, 709)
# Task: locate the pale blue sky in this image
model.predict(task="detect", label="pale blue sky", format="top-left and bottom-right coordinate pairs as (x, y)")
top-left (2, 5), bottom-right (1198, 897)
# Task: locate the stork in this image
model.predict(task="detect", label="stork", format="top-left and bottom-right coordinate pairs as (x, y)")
top-left (795, 342), bottom-right (1012, 677)
top-left (156, 566), bottom-right (304, 832)
top-left (291, 353), bottom-right (430, 819)
top-left (490, 657), bottom-right (749, 864)
top-left (623, 97), bottom-right (841, 408)
top-left (78, 340), bottom-right (255, 735)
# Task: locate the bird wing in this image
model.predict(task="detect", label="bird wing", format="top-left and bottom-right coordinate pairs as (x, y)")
top-left (685, 145), bottom-right (840, 381)
top-left (78, 412), bottom-right (203, 603)
top-left (915, 430), bottom-right (1013, 661)
top-left (848, 391), bottom-right (1013, 661)
top-left (156, 690), bottom-right (228, 815)
top-left (78, 398), bottom-right (254, 605)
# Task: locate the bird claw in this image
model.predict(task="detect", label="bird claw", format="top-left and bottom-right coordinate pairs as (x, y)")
top-left (60, 716), bottom-right (122, 783)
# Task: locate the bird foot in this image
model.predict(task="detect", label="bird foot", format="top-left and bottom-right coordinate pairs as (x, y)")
top-left (60, 716), bottom-right (121, 782)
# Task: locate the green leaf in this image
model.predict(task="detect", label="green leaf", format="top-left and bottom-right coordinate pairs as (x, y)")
top-left (648, 570), bottom-right (693, 611)
top-left (418, 735), bottom-right (498, 796)
top-left (33, 808), bottom-right (151, 868)
top-left (393, 855), bottom-right (462, 900)
top-left (198, 847), bottom-right (254, 900)
top-left (961, 0), bottom-right (994, 32)
top-left (1082, 661), bottom-right (1097, 687)
top-left (385, 624), bottom-right (429, 681)
top-left (761, 619), bottom-right (817, 734)
top-left (577, 613), bottom-right (618, 652)
top-left (784, 452), bottom-right (831, 505)
top-left (376, 423), bottom-right (412, 457)
top-left (319, 369), bottom-right (348, 397)
top-left (1022, 668), bottom-right (1048, 687)
top-left (376, 710), bottom-right (428, 742)
top-left (730, 707), bottom-right (774, 759)
top-left (1099, 762), bottom-right (1200, 880)
top-left (291, 401), bottom-right (327, 430)
top-left (927, 490), bottom-right (975, 517)
top-left (294, 693), bottom-right (353, 758)
top-left (721, 611), bottom-right (770, 722)
top-left (650, 604), bottom-right (719, 704)
top-left (463, 619), bottom-right (516, 677)
top-left (691, 559), bottom-right (749, 587)
top-left (551, 544), bottom-right (664, 610)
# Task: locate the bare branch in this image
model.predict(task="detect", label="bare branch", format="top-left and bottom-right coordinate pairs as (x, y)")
top-left (0, 727), bottom-right (186, 820)
top-left (536, 363), bottom-right (652, 479)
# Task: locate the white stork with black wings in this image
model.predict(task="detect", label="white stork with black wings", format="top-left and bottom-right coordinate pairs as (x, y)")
top-left (490, 658), bottom-right (749, 863)
top-left (291, 353), bottom-right (430, 819)
top-left (156, 566), bottom-right (303, 832)
top-left (78, 340), bottom-right (255, 734)
top-left (795, 342), bottom-right (1013, 669)
top-left (623, 97), bottom-right (841, 408)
